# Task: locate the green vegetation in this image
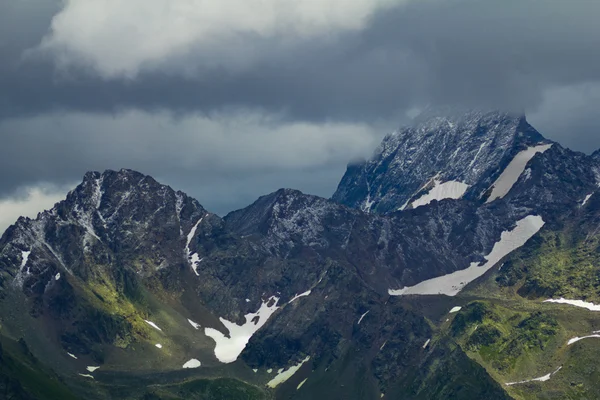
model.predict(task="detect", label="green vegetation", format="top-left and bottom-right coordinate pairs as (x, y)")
top-left (497, 228), bottom-right (600, 302)
top-left (450, 302), bottom-right (560, 374)
top-left (145, 378), bottom-right (270, 400)
top-left (0, 335), bottom-right (79, 400)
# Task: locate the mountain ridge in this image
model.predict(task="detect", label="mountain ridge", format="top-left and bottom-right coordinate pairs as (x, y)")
top-left (2, 109), bottom-right (600, 399)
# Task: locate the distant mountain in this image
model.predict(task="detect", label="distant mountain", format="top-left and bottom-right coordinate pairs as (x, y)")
top-left (2, 109), bottom-right (600, 399)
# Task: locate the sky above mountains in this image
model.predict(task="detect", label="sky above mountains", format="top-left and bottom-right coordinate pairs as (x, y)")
top-left (1, 0), bottom-right (600, 230)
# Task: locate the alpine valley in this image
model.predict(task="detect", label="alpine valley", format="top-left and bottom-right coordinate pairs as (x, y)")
top-left (2, 109), bottom-right (600, 400)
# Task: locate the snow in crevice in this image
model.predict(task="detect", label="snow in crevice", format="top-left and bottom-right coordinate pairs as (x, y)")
top-left (357, 310), bottom-right (370, 325)
top-left (182, 359), bottom-right (201, 368)
top-left (79, 374), bottom-right (94, 379)
top-left (469, 142), bottom-right (487, 168)
top-left (205, 296), bottom-right (280, 363)
top-left (506, 366), bottom-right (562, 386)
top-left (13, 250), bottom-right (32, 286)
top-left (410, 180), bottom-right (469, 210)
top-left (175, 192), bottom-right (184, 236)
top-left (144, 320), bottom-right (163, 332)
top-left (67, 352), bottom-right (78, 359)
top-left (20, 250), bottom-right (30, 272)
top-left (289, 290), bottom-right (311, 303)
top-left (189, 254), bottom-right (203, 276)
top-left (486, 144), bottom-right (552, 203)
top-left (266, 356), bottom-right (311, 388)
top-left (185, 215), bottom-right (206, 276)
top-left (362, 177), bottom-right (375, 212)
top-left (582, 193), bottom-right (594, 206)
top-left (188, 319), bottom-right (201, 329)
top-left (389, 215), bottom-right (545, 296)
top-left (543, 298), bottom-right (600, 311)
top-left (422, 339), bottom-right (431, 349)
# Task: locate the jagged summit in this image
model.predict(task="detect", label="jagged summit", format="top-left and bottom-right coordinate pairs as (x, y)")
top-left (332, 108), bottom-right (552, 214)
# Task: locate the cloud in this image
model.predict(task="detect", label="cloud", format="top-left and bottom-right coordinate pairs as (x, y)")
top-left (0, 109), bottom-right (381, 214)
top-left (2, 0), bottom-right (600, 221)
top-left (36, 0), bottom-right (398, 78)
top-left (0, 185), bottom-right (70, 235)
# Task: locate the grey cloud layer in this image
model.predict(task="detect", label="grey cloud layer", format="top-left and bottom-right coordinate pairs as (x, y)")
top-left (1, 0), bottom-right (600, 215)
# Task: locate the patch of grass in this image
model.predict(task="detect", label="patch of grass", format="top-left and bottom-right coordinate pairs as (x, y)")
top-left (451, 302), bottom-right (559, 375)
top-left (147, 378), bottom-right (270, 400)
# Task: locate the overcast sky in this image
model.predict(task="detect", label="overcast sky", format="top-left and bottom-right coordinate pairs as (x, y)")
top-left (1, 0), bottom-right (600, 232)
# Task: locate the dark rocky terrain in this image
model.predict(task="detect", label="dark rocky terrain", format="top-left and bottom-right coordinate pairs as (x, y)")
top-left (1, 109), bottom-right (600, 399)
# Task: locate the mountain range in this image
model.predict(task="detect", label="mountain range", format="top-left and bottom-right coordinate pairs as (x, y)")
top-left (1, 108), bottom-right (600, 399)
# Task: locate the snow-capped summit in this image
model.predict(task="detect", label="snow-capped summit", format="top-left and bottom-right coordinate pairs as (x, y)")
top-left (332, 108), bottom-right (551, 213)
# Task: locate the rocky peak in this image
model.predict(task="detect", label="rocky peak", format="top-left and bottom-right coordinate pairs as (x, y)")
top-left (332, 108), bottom-right (551, 214)
top-left (0, 169), bottom-right (207, 294)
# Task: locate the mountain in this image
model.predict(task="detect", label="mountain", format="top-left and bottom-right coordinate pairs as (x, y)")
top-left (1, 108), bottom-right (600, 399)
top-left (332, 109), bottom-right (551, 213)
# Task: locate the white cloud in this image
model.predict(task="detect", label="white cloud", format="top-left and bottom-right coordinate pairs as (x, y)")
top-left (36, 0), bottom-right (400, 78)
top-left (0, 186), bottom-right (69, 235)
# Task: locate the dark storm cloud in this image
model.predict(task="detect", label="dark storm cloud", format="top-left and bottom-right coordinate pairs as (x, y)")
top-left (2, 0), bottom-right (599, 122)
top-left (1, 0), bottom-right (600, 216)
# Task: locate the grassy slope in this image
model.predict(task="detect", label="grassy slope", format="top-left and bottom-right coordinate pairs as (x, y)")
top-left (455, 210), bottom-right (600, 399)
top-left (0, 334), bottom-right (80, 400)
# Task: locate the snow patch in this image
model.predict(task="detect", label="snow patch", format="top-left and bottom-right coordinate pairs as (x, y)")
top-left (389, 215), bottom-right (545, 296)
top-left (183, 359), bottom-right (201, 368)
top-left (410, 180), bottom-right (469, 209)
top-left (567, 334), bottom-right (600, 345)
top-left (449, 306), bottom-right (462, 313)
top-left (188, 319), bottom-right (201, 329)
top-left (544, 298), bottom-right (600, 311)
top-left (267, 368), bottom-right (273, 373)
top-left (189, 254), bottom-right (203, 276)
top-left (67, 352), bottom-right (77, 359)
top-left (487, 144), bottom-right (552, 203)
top-left (205, 296), bottom-right (280, 363)
top-left (144, 320), bottom-right (163, 332)
top-left (79, 374), bottom-right (94, 379)
top-left (357, 310), bottom-right (370, 325)
top-left (297, 378), bottom-right (308, 390)
top-left (252, 369), bottom-right (258, 373)
top-left (55, 272), bottom-right (61, 280)
top-left (266, 356), bottom-right (310, 388)
top-left (155, 344), bottom-right (162, 348)
top-left (86, 366), bottom-right (100, 372)
top-left (582, 193), bottom-right (594, 206)
top-left (506, 366), bottom-right (562, 386)
top-left (289, 290), bottom-right (311, 303)
top-left (422, 339), bottom-right (431, 349)
top-left (246, 299), bottom-right (251, 303)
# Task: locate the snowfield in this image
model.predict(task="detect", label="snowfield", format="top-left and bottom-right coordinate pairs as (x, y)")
top-left (486, 144), bottom-right (552, 203)
top-left (205, 296), bottom-right (280, 363)
top-left (410, 180), bottom-right (469, 209)
top-left (389, 215), bottom-right (545, 296)
top-left (266, 356), bottom-right (311, 388)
